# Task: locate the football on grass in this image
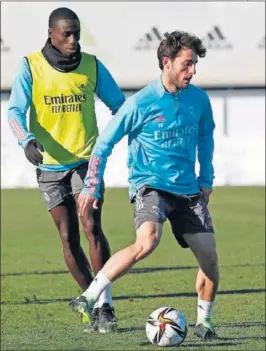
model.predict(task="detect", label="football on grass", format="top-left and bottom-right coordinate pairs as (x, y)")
top-left (145, 306), bottom-right (188, 347)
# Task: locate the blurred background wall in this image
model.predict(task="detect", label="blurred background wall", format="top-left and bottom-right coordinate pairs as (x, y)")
top-left (1, 1), bottom-right (265, 188)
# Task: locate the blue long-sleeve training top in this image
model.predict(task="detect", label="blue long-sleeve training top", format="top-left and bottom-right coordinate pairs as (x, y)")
top-left (82, 77), bottom-right (215, 200)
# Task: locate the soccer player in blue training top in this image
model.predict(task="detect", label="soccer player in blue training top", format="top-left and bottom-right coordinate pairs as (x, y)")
top-left (8, 7), bottom-right (125, 333)
top-left (70, 30), bottom-right (219, 340)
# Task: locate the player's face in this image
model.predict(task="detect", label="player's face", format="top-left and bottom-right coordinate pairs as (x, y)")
top-left (165, 48), bottom-right (198, 90)
top-left (49, 19), bottom-right (80, 57)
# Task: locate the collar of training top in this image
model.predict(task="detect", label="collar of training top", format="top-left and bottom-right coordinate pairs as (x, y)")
top-left (156, 76), bottom-right (184, 98)
top-left (41, 39), bottom-right (81, 73)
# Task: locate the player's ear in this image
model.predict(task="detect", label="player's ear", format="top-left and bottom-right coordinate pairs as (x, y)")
top-left (48, 28), bottom-right (54, 40)
top-left (162, 57), bottom-right (170, 70)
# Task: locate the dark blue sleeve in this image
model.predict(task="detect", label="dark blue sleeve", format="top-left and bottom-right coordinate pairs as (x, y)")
top-left (95, 58), bottom-right (125, 115)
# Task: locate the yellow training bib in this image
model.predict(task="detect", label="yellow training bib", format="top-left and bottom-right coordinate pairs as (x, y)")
top-left (27, 51), bottom-right (98, 165)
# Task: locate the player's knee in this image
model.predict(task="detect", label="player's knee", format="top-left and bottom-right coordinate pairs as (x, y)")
top-left (201, 251), bottom-right (219, 285)
top-left (135, 233), bottom-right (161, 261)
top-left (81, 218), bottom-right (102, 240)
top-left (207, 250), bottom-right (219, 268)
top-left (200, 247), bottom-right (218, 268)
top-left (142, 238), bottom-right (159, 256)
top-left (60, 231), bottom-right (79, 252)
top-left (59, 230), bottom-right (70, 245)
top-left (203, 258), bottom-right (218, 281)
top-left (81, 220), bottom-right (93, 237)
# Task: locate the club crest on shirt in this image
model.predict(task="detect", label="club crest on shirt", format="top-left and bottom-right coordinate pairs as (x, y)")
top-left (155, 115), bottom-right (165, 128)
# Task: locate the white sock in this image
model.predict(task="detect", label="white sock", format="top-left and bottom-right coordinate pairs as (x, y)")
top-left (81, 271), bottom-right (111, 303)
top-left (94, 284), bottom-right (113, 308)
top-left (197, 298), bottom-right (214, 324)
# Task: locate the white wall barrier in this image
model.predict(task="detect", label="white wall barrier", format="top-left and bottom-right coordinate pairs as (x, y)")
top-left (1, 90), bottom-right (265, 189)
top-left (1, 2), bottom-right (265, 89)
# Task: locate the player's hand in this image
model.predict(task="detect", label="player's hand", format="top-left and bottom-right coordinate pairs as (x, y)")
top-left (200, 187), bottom-right (212, 205)
top-left (78, 193), bottom-right (99, 216)
top-left (24, 139), bottom-right (44, 166)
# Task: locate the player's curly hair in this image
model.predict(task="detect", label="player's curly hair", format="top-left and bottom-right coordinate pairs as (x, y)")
top-left (157, 31), bottom-right (206, 70)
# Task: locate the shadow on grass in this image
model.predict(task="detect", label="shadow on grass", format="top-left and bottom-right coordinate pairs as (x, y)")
top-left (218, 321), bottom-right (265, 328)
top-left (139, 340), bottom-right (242, 348)
top-left (218, 336), bottom-right (265, 341)
top-left (118, 326), bottom-right (144, 333)
top-left (180, 341), bottom-right (242, 348)
top-left (1, 263), bottom-right (264, 277)
top-left (117, 322), bottom-right (266, 334)
top-left (1, 288), bottom-right (265, 306)
top-left (138, 335), bottom-right (265, 349)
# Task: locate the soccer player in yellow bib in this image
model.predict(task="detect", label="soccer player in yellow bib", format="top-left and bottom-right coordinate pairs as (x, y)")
top-left (8, 7), bottom-right (125, 333)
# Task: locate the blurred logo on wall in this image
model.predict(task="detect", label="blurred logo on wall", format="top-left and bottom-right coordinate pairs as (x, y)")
top-left (134, 27), bottom-right (163, 50)
top-left (79, 18), bottom-right (110, 60)
top-left (1, 37), bottom-right (10, 52)
top-left (258, 36), bottom-right (265, 49)
top-left (80, 19), bottom-right (96, 48)
top-left (133, 26), bottom-right (233, 51)
top-left (202, 26), bottom-right (232, 50)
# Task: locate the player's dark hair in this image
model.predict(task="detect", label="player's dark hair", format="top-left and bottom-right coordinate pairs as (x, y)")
top-left (157, 31), bottom-right (206, 70)
top-left (48, 7), bottom-right (79, 28)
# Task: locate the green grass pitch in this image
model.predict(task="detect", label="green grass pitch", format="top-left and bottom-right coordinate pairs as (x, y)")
top-left (1, 187), bottom-right (265, 350)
